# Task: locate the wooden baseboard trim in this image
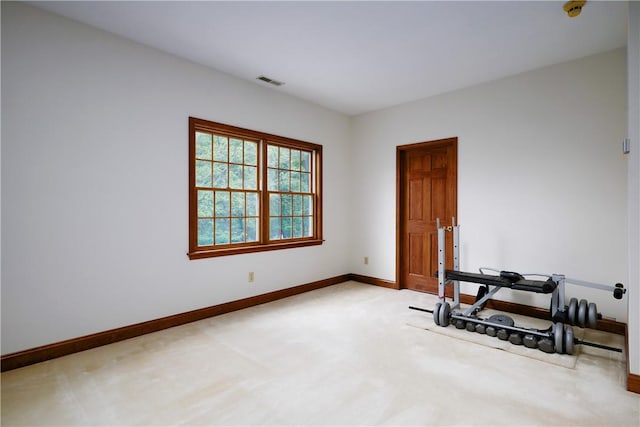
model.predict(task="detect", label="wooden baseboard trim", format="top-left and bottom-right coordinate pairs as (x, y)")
top-left (627, 374), bottom-right (640, 394)
top-left (625, 325), bottom-right (640, 394)
top-left (1, 274), bottom-right (350, 372)
top-left (349, 274), bottom-right (398, 289)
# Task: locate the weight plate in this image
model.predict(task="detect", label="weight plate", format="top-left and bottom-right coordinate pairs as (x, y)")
top-left (439, 302), bottom-right (451, 327)
top-left (475, 324), bottom-right (486, 334)
top-left (587, 302), bottom-right (598, 329)
top-left (523, 334), bottom-right (538, 349)
top-left (554, 322), bottom-right (564, 354)
top-left (486, 326), bottom-right (497, 337)
top-left (466, 321), bottom-right (476, 332)
top-left (564, 325), bottom-right (575, 355)
top-left (568, 298), bottom-right (578, 326)
top-left (433, 302), bottom-right (441, 326)
top-left (508, 333), bottom-right (523, 345)
top-left (538, 338), bottom-right (555, 354)
top-left (455, 319), bottom-right (466, 329)
top-left (487, 314), bottom-right (515, 327)
top-left (497, 329), bottom-right (509, 341)
top-left (577, 299), bottom-right (588, 328)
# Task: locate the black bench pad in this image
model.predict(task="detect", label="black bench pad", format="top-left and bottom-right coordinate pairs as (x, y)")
top-left (440, 270), bottom-right (556, 294)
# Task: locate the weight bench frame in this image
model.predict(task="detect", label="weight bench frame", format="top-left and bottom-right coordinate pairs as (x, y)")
top-left (428, 218), bottom-right (626, 354)
top-left (436, 218), bottom-right (625, 322)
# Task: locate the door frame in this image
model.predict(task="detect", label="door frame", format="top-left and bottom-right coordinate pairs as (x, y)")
top-left (396, 137), bottom-right (458, 290)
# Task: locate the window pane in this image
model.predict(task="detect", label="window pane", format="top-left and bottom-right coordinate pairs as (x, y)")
top-left (215, 218), bottom-right (230, 244)
top-left (303, 195), bottom-right (312, 215)
top-left (281, 217), bottom-right (292, 238)
top-left (197, 190), bottom-right (214, 217)
top-left (301, 151), bottom-right (311, 172)
top-left (290, 149), bottom-right (301, 171)
top-left (270, 218), bottom-right (281, 240)
top-left (244, 166), bottom-right (257, 190)
top-left (293, 195), bottom-right (302, 216)
top-left (213, 162), bottom-right (228, 188)
top-left (229, 164), bottom-right (243, 189)
top-left (293, 217), bottom-right (303, 238)
top-left (281, 194), bottom-right (292, 216)
top-left (231, 218), bottom-right (244, 243)
top-left (213, 135), bottom-right (228, 162)
top-left (196, 132), bottom-right (212, 159)
top-left (246, 218), bottom-right (258, 242)
top-left (270, 194), bottom-right (281, 216)
top-left (231, 192), bottom-right (244, 217)
top-left (197, 219), bottom-right (213, 246)
top-left (196, 160), bottom-right (212, 187)
top-left (267, 145), bottom-right (279, 168)
top-left (291, 171), bottom-right (300, 192)
top-left (246, 192), bottom-right (258, 216)
top-left (215, 191), bottom-right (230, 216)
top-left (301, 172), bottom-right (310, 192)
top-left (279, 147), bottom-right (290, 169)
top-left (230, 138), bottom-right (243, 163)
top-left (245, 141), bottom-right (258, 166)
top-left (267, 168), bottom-right (278, 191)
top-left (303, 216), bottom-right (313, 237)
top-left (279, 170), bottom-right (290, 192)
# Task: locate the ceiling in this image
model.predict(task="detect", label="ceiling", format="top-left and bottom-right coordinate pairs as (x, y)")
top-left (30, 1), bottom-right (628, 116)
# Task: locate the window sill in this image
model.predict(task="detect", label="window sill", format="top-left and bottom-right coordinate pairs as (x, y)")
top-left (188, 239), bottom-right (324, 259)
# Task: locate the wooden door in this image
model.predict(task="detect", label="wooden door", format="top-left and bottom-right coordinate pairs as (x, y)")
top-left (398, 138), bottom-right (457, 293)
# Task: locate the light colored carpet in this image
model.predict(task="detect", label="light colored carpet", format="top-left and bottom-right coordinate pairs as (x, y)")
top-left (1, 281), bottom-right (638, 426)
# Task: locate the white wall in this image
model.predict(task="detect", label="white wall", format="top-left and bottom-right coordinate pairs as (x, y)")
top-left (627, 1), bottom-right (640, 377)
top-left (1, 3), bottom-right (351, 354)
top-left (1, 1), bottom-right (634, 364)
top-left (351, 49), bottom-right (629, 323)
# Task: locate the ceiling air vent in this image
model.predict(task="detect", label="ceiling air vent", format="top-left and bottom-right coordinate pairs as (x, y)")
top-left (256, 75), bottom-right (285, 86)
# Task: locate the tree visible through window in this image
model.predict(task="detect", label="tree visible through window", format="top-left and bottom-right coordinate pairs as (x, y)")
top-left (195, 132), bottom-right (259, 246)
top-left (189, 117), bottom-right (322, 259)
top-left (267, 144), bottom-right (314, 240)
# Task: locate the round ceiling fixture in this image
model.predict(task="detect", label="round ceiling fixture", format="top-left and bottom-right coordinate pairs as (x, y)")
top-left (563, 0), bottom-right (586, 18)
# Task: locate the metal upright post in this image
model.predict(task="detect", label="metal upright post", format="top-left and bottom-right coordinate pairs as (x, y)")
top-left (452, 218), bottom-right (460, 309)
top-left (552, 274), bottom-right (565, 317)
top-left (437, 219), bottom-right (446, 301)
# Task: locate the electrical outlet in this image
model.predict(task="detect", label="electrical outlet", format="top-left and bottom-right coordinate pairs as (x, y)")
top-left (364, 257), bottom-right (369, 265)
top-left (248, 272), bottom-right (255, 282)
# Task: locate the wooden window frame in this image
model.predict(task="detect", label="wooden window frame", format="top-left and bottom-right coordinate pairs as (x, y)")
top-left (188, 117), bottom-right (323, 259)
